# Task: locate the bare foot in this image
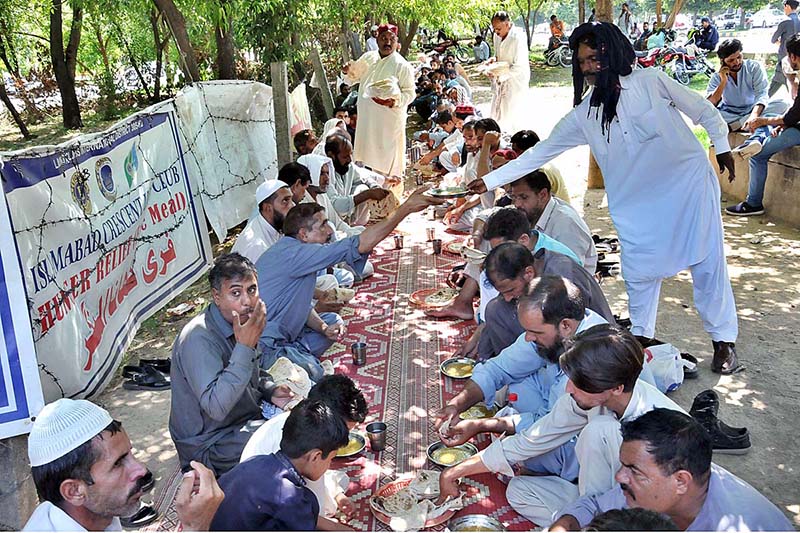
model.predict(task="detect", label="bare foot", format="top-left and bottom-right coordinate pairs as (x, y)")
top-left (426, 303), bottom-right (474, 321)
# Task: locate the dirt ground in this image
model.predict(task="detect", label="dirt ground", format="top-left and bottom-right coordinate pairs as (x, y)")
top-left (96, 70), bottom-right (800, 528)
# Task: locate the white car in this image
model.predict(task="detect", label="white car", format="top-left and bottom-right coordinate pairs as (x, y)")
top-left (751, 7), bottom-right (785, 28)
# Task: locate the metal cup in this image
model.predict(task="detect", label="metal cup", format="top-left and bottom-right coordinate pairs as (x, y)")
top-left (394, 234), bottom-right (404, 249)
top-left (351, 342), bottom-right (367, 365)
top-left (366, 421), bottom-right (387, 451)
top-left (431, 239), bottom-right (443, 255)
top-left (415, 174), bottom-right (425, 186)
top-left (426, 227), bottom-right (436, 241)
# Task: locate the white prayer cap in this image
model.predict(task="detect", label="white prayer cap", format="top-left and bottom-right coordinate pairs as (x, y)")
top-left (256, 180), bottom-right (288, 204)
top-left (297, 154), bottom-right (334, 187)
top-left (371, 24), bottom-right (379, 31)
top-left (28, 398), bottom-right (114, 467)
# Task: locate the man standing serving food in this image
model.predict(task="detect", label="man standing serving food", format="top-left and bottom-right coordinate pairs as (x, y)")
top-left (343, 24), bottom-right (415, 180)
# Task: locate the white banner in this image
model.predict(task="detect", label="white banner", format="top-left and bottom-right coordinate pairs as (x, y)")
top-left (174, 81), bottom-right (278, 241)
top-left (1, 109), bottom-right (212, 404)
top-left (0, 187), bottom-right (45, 439)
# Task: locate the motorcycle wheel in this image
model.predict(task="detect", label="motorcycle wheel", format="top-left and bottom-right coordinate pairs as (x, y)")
top-left (455, 44), bottom-right (471, 63)
top-left (673, 64), bottom-right (690, 85)
top-left (559, 48), bottom-right (573, 68)
top-left (545, 53), bottom-right (558, 66)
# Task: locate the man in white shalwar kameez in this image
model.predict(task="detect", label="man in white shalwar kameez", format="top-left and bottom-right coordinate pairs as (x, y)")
top-left (489, 11), bottom-right (531, 134)
top-left (469, 23), bottom-right (742, 375)
top-left (344, 24), bottom-right (415, 178)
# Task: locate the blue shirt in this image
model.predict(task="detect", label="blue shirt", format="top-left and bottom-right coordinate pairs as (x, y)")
top-left (211, 452), bottom-right (319, 531)
top-left (707, 59), bottom-right (768, 115)
top-left (256, 235), bottom-right (367, 345)
top-left (773, 13), bottom-right (800, 59)
top-left (470, 310), bottom-right (608, 431)
top-left (558, 464), bottom-right (793, 531)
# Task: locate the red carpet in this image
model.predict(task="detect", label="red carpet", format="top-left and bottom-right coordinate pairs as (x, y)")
top-left (327, 214), bottom-right (535, 531)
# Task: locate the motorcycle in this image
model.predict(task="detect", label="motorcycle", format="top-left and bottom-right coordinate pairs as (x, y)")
top-left (420, 38), bottom-right (473, 63)
top-left (661, 44), bottom-right (715, 85)
top-left (544, 38), bottom-right (573, 68)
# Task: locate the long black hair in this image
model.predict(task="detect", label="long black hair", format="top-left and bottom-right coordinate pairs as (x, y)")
top-left (568, 22), bottom-right (635, 137)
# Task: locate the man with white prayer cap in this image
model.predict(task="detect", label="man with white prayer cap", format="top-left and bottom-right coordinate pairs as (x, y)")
top-left (24, 398), bottom-right (222, 531)
top-left (232, 180), bottom-right (295, 264)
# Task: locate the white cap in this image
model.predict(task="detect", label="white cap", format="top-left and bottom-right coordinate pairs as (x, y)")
top-left (28, 399), bottom-right (114, 467)
top-left (256, 180), bottom-right (288, 204)
top-left (371, 24), bottom-right (379, 31)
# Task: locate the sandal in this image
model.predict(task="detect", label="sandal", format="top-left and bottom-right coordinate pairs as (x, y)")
top-left (123, 365), bottom-right (170, 391)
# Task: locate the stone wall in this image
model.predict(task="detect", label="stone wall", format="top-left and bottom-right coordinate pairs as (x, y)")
top-left (712, 131), bottom-right (800, 227)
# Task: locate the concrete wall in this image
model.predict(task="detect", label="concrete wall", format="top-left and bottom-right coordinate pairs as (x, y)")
top-left (712, 131), bottom-right (800, 227)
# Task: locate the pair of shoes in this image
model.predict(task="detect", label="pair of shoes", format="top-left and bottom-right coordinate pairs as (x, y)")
top-left (690, 389), bottom-right (751, 455)
top-left (141, 470), bottom-right (155, 493)
top-left (123, 365), bottom-right (170, 391)
top-left (732, 139), bottom-right (763, 159)
top-left (725, 202), bottom-right (765, 216)
top-left (120, 504), bottom-right (159, 528)
top-left (123, 358), bottom-right (171, 378)
top-left (711, 341), bottom-right (745, 374)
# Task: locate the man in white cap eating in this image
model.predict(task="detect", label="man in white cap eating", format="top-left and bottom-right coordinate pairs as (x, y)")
top-left (24, 398), bottom-right (222, 531)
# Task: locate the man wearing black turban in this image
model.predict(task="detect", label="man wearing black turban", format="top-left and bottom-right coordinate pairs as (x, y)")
top-left (469, 22), bottom-right (742, 375)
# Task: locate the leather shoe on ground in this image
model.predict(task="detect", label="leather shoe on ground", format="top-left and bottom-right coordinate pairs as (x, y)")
top-left (711, 341), bottom-right (744, 374)
top-left (698, 416), bottom-right (752, 455)
top-left (690, 389), bottom-right (749, 437)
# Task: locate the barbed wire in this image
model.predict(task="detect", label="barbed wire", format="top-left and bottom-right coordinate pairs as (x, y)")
top-left (2, 81), bottom-right (278, 393)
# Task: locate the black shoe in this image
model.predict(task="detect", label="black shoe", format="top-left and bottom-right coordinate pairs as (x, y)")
top-left (711, 341), bottom-right (744, 374)
top-left (120, 504), bottom-right (159, 528)
top-left (702, 417), bottom-right (752, 455)
top-left (725, 201), bottom-right (765, 216)
top-left (139, 358), bottom-right (171, 375)
top-left (691, 389), bottom-right (749, 439)
top-left (634, 335), bottom-right (665, 349)
top-left (681, 353), bottom-right (699, 379)
top-left (141, 470), bottom-right (155, 493)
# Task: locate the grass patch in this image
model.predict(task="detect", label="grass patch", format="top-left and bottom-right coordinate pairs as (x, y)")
top-left (0, 102), bottom-right (142, 152)
top-left (693, 125), bottom-right (711, 149)
top-left (529, 46), bottom-right (573, 88)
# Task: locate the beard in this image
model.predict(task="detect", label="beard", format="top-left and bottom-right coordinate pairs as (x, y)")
top-left (620, 482), bottom-right (636, 502)
top-left (332, 158), bottom-right (350, 175)
top-left (273, 211), bottom-right (285, 232)
top-left (537, 336), bottom-right (565, 364)
top-left (521, 205), bottom-right (544, 225)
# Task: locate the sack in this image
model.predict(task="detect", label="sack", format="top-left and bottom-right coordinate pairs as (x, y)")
top-left (643, 343), bottom-right (693, 393)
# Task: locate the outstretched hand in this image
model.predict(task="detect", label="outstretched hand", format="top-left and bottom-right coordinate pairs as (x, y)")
top-left (716, 152), bottom-right (736, 183)
top-left (402, 185), bottom-right (445, 213)
top-left (467, 178), bottom-right (487, 195)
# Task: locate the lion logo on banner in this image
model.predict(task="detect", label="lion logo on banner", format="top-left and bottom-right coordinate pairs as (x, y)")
top-left (70, 168), bottom-right (92, 216)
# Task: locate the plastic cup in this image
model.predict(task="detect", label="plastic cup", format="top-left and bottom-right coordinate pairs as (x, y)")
top-left (431, 239), bottom-right (443, 255)
top-left (394, 234), bottom-right (404, 249)
top-left (426, 227), bottom-right (436, 241)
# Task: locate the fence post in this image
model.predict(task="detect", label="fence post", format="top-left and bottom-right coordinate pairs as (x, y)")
top-left (310, 47), bottom-right (336, 118)
top-left (270, 61), bottom-right (293, 168)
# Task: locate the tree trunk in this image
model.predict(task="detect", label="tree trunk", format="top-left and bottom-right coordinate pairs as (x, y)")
top-left (152, 0), bottom-right (201, 83)
top-left (596, 0), bottom-right (613, 22)
top-left (0, 81), bottom-right (31, 139)
top-left (664, 0), bottom-right (685, 28)
top-left (579, 0), bottom-right (586, 24)
top-left (339, 1), bottom-right (352, 63)
top-left (215, 0), bottom-right (236, 79)
top-left (49, 0), bottom-right (82, 129)
top-left (393, 19), bottom-right (418, 57)
top-left (656, 0), bottom-right (663, 27)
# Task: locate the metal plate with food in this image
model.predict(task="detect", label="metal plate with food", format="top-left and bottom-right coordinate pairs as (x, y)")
top-left (369, 475), bottom-right (464, 530)
top-left (443, 240), bottom-right (465, 255)
top-left (336, 431), bottom-right (366, 458)
top-left (459, 403), bottom-right (498, 420)
top-left (410, 287), bottom-right (458, 309)
top-left (448, 514), bottom-right (507, 532)
top-left (440, 357), bottom-right (475, 379)
top-left (426, 441), bottom-right (479, 467)
top-left (425, 186), bottom-right (470, 199)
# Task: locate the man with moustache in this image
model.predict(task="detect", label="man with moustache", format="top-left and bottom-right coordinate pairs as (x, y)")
top-left (170, 253), bottom-right (287, 475)
top-left (469, 22), bottom-right (742, 375)
top-left (232, 180), bottom-right (296, 264)
top-left (343, 23), bottom-right (415, 179)
top-left (437, 324), bottom-right (681, 525)
top-left (550, 409), bottom-right (792, 531)
top-left (256, 189), bottom-right (443, 379)
top-left (324, 134), bottom-right (391, 226)
top-left (26, 399), bottom-right (223, 531)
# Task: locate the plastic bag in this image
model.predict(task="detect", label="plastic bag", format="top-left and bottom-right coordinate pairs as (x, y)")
top-left (643, 343), bottom-right (690, 393)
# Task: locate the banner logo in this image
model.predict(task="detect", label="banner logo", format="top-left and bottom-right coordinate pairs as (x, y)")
top-left (95, 157), bottom-right (116, 201)
top-left (70, 168), bottom-right (92, 215)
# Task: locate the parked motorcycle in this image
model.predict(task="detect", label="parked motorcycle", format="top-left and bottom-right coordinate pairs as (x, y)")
top-left (544, 38), bottom-right (573, 68)
top-left (420, 38), bottom-right (473, 63)
top-left (662, 45), bottom-right (715, 85)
